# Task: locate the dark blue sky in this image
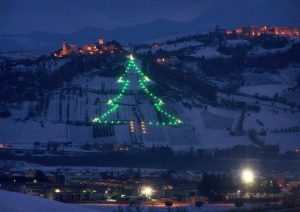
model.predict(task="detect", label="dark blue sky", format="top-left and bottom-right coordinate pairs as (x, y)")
top-left (1, 0), bottom-right (299, 34)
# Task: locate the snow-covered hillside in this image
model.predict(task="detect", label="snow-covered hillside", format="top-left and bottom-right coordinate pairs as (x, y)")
top-left (1, 70), bottom-right (299, 151)
top-left (191, 47), bottom-right (227, 59)
top-left (136, 40), bottom-right (203, 54)
top-left (0, 189), bottom-right (273, 212)
top-left (1, 35), bottom-right (300, 152)
top-left (0, 190), bottom-right (97, 212)
top-left (239, 67), bottom-right (300, 98)
top-left (0, 189), bottom-right (239, 212)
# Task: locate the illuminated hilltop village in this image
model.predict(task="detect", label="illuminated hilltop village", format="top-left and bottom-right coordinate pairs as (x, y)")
top-left (53, 38), bottom-right (122, 57)
top-left (216, 25), bottom-right (300, 37)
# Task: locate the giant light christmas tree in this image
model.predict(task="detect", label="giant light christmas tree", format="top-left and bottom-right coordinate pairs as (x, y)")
top-left (92, 54), bottom-right (182, 127)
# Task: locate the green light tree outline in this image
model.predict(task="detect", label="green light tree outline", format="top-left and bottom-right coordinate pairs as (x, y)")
top-left (92, 55), bottom-right (182, 126)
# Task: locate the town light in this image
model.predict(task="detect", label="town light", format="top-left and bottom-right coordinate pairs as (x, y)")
top-left (54, 189), bottom-right (61, 193)
top-left (241, 168), bottom-right (255, 184)
top-left (141, 186), bottom-right (153, 198)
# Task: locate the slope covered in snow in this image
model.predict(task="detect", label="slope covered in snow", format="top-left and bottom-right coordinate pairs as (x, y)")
top-left (1, 35), bottom-right (300, 152)
top-left (0, 190), bottom-right (97, 212)
top-left (239, 67), bottom-right (300, 98)
top-left (0, 189), bottom-right (237, 212)
top-left (1, 66), bottom-right (299, 151)
top-left (191, 46), bottom-right (227, 59)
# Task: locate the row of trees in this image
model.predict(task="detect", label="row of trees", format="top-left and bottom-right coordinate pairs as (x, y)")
top-left (1, 145), bottom-right (299, 170)
top-left (198, 173), bottom-right (280, 202)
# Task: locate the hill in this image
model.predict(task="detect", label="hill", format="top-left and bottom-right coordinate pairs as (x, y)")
top-left (0, 190), bottom-right (98, 212)
top-left (0, 33), bottom-right (299, 152)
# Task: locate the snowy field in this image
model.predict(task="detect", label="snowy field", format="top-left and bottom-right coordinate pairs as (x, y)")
top-left (201, 111), bottom-right (234, 130)
top-left (156, 40), bottom-right (202, 52)
top-left (239, 84), bottom-right (291, 97)
top-left (248, 46), bottom-right (291, 56)
top-left (1, 57), bottom-right (299, 152)
top-left (264, 132), bottom-right (300, 152)
top-left (246, 37), bottom-right (300, 57)
top-left (0, 190), bottom-right (96, 212)
top-left (0, 190), bottom-right (287, 212)
top-left (225, 39), bottom-right (249, 47)
top-left (0, 190), bottom-right (236, 212)
top-left (136, 40), bottom-right (203, 54)
top-left (282, 90), bottom-right (300, 106)
top-left (239, 67), bottom-right (300, 98)
top-left (83, 204), bottom-right (235, 212)
top-left (191, 46), bottom-right (226, 58)
top-left (0, 119), bottom-right (66, 143)
top-left (181, 106), bottom-right (252, 149)
top-left (181, 103), bottom-right (300, 151)
top-left (242, 73), bottom-right (280, 86)
top-left (0, 51), bottom-right (41, 60)
top-left (1, 95), bottom-right (299, 151)
top-left (1, 57), bottom-right (69, 73)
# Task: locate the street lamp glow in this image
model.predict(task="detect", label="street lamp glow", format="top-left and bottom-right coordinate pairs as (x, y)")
top-left (141, 186), bottom-right (153, 198)
top-left (54, 189), bottom-right (61, 193)
top-left (241, 168), bottom-right (255, 184)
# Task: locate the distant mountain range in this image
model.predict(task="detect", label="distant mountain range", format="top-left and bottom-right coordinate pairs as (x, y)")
top-left (1, 0), bottom-right (299, 53)
top-left (0, 19), bottom-right (199, 53)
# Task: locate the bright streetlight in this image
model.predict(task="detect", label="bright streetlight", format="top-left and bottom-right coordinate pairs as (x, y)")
top-left (54, 189), bottom-right (61, 193)
top-left (241, 168), bottom-right (255, 184)
top-left (140, 186), bottom-right (153, 198)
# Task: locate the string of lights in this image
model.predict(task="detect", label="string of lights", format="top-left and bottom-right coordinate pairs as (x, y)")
top-left (92, 55), bottom-right (182, 126)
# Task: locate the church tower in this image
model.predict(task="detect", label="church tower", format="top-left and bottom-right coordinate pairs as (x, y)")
top-left (61, 40), bottom-right (69, 56)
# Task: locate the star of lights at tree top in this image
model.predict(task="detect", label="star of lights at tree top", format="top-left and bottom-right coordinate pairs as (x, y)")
top-left (92, 54), bottom-right (182, 126)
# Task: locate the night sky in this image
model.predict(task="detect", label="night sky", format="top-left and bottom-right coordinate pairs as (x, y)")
top-left (1, 0), bottom-right (300, 34)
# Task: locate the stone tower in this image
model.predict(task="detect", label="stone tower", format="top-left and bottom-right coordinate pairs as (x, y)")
top-left (61, 40), bottom-right (69, 56)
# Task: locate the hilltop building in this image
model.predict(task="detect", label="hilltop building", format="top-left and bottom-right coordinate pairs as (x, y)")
top-left (53, 41), bottom-right (78, 57)
top-left (215, 26), bottom-right (300, 37)
top-left (53, 38), bottom-right (122, 58)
